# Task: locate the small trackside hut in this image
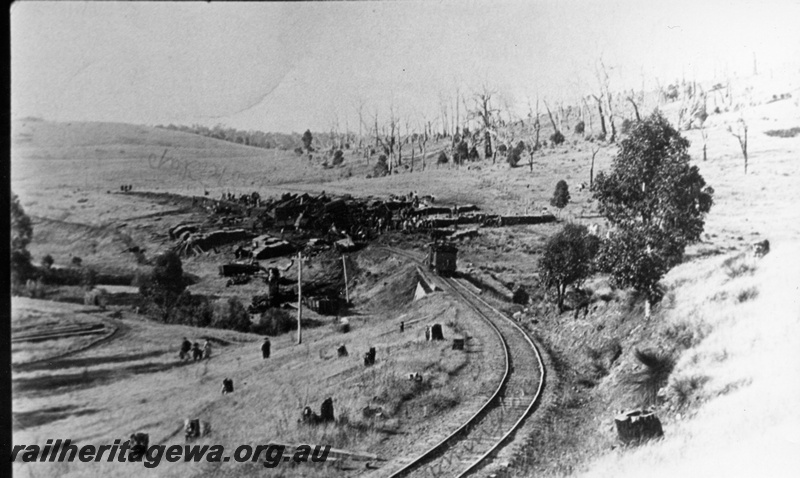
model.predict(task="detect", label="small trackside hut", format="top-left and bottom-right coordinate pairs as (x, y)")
top-left (427, 242), bottom-right (458, 277)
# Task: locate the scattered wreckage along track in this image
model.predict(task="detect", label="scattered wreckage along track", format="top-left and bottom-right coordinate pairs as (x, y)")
top-left (382, 247), bottom-right (545, 478)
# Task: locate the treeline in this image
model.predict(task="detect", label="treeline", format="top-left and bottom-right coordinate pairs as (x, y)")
top-left (155, 123), bottom-right (303, 150)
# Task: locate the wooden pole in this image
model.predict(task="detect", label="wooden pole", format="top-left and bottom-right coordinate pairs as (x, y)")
top-left (297, 252), bottom-right (303, 345)
top-left (342, 255), bottom-right (350, 303)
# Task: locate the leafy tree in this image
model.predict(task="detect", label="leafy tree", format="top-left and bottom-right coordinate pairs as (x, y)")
top-left (11, 193), bottom-right (35, 287)
top-left (41, 254), bottom-right (54, 269)
top-left (302, 130), bottom-right (314, 151)
top-left (71, 256), bottom-right (83, 267)
top-left (550, 180), bottom-right (571, 209)
top-left (593, 111), bottom-right (714, 314)
top-left (539, 223), bottom-right (600, 311)
top-left (139, 251), bottom-right (187, 319)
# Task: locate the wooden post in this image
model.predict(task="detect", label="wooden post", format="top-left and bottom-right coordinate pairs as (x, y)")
top-left (297, 252), bottom-right (303, 345)
top-left (342, 255), bottom-right (350, 303)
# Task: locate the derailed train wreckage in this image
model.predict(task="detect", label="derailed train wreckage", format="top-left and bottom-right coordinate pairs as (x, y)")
top-left (167, 191), bottom-right (556, 313)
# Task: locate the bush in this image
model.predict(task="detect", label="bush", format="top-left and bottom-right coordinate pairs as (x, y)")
top-left (550, 180), bottom-right (570, 209)
top-left (25, 279), bottom-right (47, 299)
top-left (549, 131), bottom-right (565, 145)
top-left (252, 307), bottom-right (295, 336)
top-left (764, 127), bottom-right (800, 138)
top-left (373, 154), bottom-right (389, 177)
top-left (574, 121), bottom-right (585, 135)
top-left (497, 144), bottom-right (508, 154)
top-left (332, 150), bottom-right (345, 166)
top-left (437, 151), bottom-right (448, 165)
top-left (620, 118), bottom-right (633, 135)
top-left (507, 147), bottom-right (522, 167)
top-left (468, 146), bottom-right (480, 161)
top-left (622, 349), bottom-right (675, 407)
top-left (212, 297), bottom-right (252, 333)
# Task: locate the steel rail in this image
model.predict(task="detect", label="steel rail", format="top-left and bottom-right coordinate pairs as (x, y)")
top-left (379, 246), bottom-right (545, 478)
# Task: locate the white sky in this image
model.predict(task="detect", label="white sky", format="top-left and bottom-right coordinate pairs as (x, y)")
top-left (11, 0), bottom-right (800, 133)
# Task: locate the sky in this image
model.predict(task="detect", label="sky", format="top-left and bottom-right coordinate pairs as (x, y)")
top-left (11, 0), bottom-right (800, 134)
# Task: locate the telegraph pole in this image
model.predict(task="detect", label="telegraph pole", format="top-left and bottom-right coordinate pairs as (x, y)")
top-left (297, 252), bottom-right (303, 345)
top-left (342, 255), bottom-right (350, 304)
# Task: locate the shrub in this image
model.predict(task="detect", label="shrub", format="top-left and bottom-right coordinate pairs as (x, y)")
top-left (549, 130), bottom-right (565, 145)
top-left (252, 307), bottom-right (295, 336)
top-left (620, 118), bottom-right (633, 135)
top-left (212, 297), bottom-right (252, 333)
top-left (574, 121), bottom-right (585, 135)
top-left (722, 253), bottom-right (755, 278)
top-left (332, 150), bottom-right (345, 166)
top-left (764, 127), bottom-right (800, 138)
top-left (660, 319), bottom-right (709, 350)
top-left (437, 151), bottom-right (448, 165)
top-left (550, 180), bottom-right (570, 209)
top-left (301, 130), bottom-right (313, 151)
top-left (497, 144), bottom-right (508, 154)
top-left (668, 374), bottom-right (709, 408)
top-left (373, 154), bottom-right (390, 177)
top-left (454, 140), bottom-right (469, 164)
top-left (468, 146), bottom-right (480, 161)
top-left (507, 147), bottom-right (522, 167)
top-left (623, 349), bottom-right (675, 407)
top-left (25, 279), bottom-right (47, 299)
top-left (737, 287), bottom-right (759, 303)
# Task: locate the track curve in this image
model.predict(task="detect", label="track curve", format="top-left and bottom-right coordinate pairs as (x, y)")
top-left (379, 246), bottom-right (545, 478)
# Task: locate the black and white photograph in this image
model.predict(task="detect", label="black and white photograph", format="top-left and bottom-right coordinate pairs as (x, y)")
top-left (9, 1), bottom-right (800, 477)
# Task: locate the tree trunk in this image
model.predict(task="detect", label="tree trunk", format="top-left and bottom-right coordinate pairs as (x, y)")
top-left (596, 100), bottom-right (607, 138)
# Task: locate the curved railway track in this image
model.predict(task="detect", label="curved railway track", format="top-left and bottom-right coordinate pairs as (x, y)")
top-left (379, 246), bottom-right (545, 478)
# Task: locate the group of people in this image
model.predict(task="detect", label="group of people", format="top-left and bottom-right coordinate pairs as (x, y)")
top-left (179, 337), bottom-right (211, 361)
top-left (120, 184), bottom-right (134, 192)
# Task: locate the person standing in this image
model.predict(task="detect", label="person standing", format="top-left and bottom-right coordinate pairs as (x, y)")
top-left (261, 338), bottom-right (271, 359)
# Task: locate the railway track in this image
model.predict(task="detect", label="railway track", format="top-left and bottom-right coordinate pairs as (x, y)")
top-left (379, 246), bottom-right (545, 478)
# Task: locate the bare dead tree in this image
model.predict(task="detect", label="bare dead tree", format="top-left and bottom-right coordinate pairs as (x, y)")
top-left (591, 94), bottom-right (607, 139)
top-left (596, 60), bottom-right (616, 142)
top-left (590, 145), bottom-right (601, 189)
top-left (581, 96), bottom-right (594, 135)
top-left (626, 95), bottom-right (641, 122)
top-left (469, 86), bottom-right (501, 164)
top-left (544, 100), bottom-right (560, 134)
top-left (728, 118), bottom-right (749, 174)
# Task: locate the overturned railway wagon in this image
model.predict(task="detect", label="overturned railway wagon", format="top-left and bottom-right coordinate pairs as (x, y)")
top-left (219, 263), bottom-right (262, 277)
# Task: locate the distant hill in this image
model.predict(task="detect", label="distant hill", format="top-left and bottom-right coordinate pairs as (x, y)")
top-left (11, 119), bottom-right (274, 156)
